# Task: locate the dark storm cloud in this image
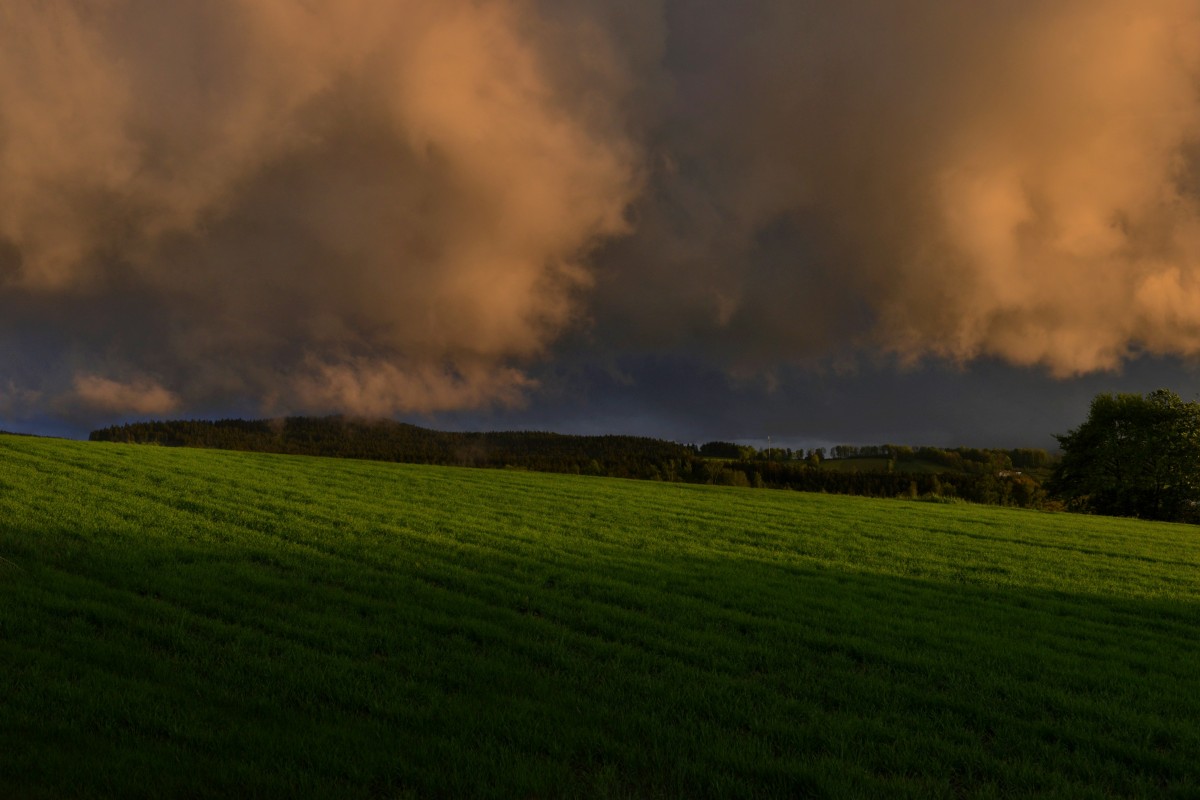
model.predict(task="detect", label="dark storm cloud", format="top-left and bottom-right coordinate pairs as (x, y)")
top-left (594, 0), bottom-right (1200, 376)
top-left (3, 1), bottom-right (1200, 439)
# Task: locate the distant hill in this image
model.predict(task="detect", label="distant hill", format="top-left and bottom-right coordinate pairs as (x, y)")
top-left (89, 416), bottom-right (699, 481)
top-left (89, 417), bottom-right (1055, 509)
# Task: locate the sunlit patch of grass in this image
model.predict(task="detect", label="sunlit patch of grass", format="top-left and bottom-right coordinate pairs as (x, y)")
top-left (2, 434), bottom-right (1198, 797)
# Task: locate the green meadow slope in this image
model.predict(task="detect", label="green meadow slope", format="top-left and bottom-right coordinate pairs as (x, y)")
top-left (1, 434), bottom-right (1198, 798)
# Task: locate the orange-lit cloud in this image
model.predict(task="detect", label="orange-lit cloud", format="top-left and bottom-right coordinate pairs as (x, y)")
top-left (73, 375), bottom-right (180, 416)
top-left (0, 0), bottom-right (637, 418)
top-left (884, 0), bottom-right (1200, 374)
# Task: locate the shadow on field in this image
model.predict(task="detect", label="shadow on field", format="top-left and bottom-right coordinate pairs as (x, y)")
top-left (2, 522), bottom-right (1198, 799)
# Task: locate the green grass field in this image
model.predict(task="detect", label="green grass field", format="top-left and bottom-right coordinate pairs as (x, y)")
top-left (2, 434), bottom-right (1198, 798)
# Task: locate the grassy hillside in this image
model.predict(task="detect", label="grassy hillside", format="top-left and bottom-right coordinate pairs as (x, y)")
top-left (1, 434), bottom-right (1198, 798)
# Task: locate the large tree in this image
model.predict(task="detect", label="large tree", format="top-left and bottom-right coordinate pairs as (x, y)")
top-left (1051, 389), bottom-right (1200, 522)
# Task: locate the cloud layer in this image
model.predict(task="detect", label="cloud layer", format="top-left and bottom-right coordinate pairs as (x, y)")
top-left (3, 0), bottom-right (1200, 427)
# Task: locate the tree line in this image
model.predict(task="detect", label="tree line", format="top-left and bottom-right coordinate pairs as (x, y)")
top-left (700, 440), bottom-right (1053, 473)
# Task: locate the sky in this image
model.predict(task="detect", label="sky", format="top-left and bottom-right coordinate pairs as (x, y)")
top-left (3, 0), bottom-right (1200, 449)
